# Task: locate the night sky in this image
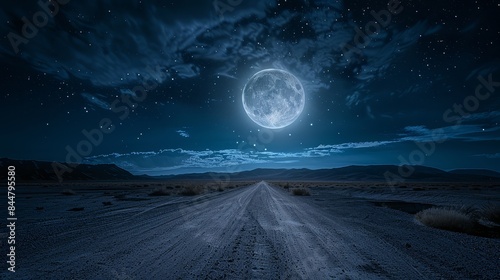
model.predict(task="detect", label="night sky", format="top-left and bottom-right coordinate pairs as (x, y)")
top-left (1, 0), bottom-right (499, 175)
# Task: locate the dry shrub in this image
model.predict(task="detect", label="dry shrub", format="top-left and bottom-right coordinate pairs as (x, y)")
top-left (180, 185), bottom-right (204, 196)
top-left (291, 188), bottom-right (311, 196)
top-left (415, 207), bottom-right (476, 233)
top-left (62, 189), bottom-right (76, 195)
top-left (481, 204), bottom-right (500, 225)
top-left (148, 187), bottom-right (171, 196)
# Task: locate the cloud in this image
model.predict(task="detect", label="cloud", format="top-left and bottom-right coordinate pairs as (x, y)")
top-left (177, 130), bottom-right (190, 138)
top-left (84, 138), bottom-right (401, 175)
top-left (474, 153), bottom-right (500, 159)
top-left (335, 19), bottom-right (444, 110)
top-left (366, 105), bottom-right (374, 119)
top-left (81, 93), bottom-right (110, 110)
top-left (307, 141), bottom-right (396, 154)
top-left (85, 148), bottom-right (269, 174)
top-left (83, 118), bottom-right (499, 174)
top-left (400, 124), bottom-right (500, 142)
top-left (466, 63), bottom-right (500, 81)
top-left (346, 92), bottom-right (361, 107)
top-left (0, 1), bottom-right (275, 87)
top-left (0, 0), bottom-right (442, 110)
top-left (171, 64), bottom-right (200, 79)
top-left (461, 111), bottom-right (500, 122)
top-left (119, 89), bottom-right (137, 97)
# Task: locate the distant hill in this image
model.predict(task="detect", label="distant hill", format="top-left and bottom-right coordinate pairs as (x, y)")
top-left (1, 158), bottom-right (499, 182)
top-left (160, 165), bottom-right (500, 182)
top-left (449, 169), bottom-right (500, 178)
top-left (0, 158), bottom-right (137, 181)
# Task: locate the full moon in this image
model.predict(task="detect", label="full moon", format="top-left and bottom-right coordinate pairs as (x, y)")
top-left (242, 69), bottom-right (305, 129)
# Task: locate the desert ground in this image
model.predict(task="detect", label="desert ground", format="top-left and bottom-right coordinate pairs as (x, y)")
top-left (1, 180), bottom-right (499, 279)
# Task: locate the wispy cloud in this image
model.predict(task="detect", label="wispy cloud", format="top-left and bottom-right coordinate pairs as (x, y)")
top-left (84, 139), bottom-right (401, 175)
top-left (307, 141), bottom-right (396, 154)
top-left (83, 114), bottom-right (500, 175)
top-left (400, 124), bottom-right (500, 142)
top-left (475, 153), bottom-right (500, 159)
top-left (81, 93), bottom-right (110, 110)
top-left (177, 130), bottom-right (190, 138)
top-left (0, 1), bottom-right (272, 87)
top-left (461, 111), bottom-right (500, 122)
top-left (85, 148), bottom-right (268, 174)
top-left (119, 89), bottom-right (137, 97)
top-left (0, 0), bottom-right (441, 107)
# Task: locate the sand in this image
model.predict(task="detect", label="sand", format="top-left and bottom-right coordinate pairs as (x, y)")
top-left (2, 181), bottom-right (499, 279)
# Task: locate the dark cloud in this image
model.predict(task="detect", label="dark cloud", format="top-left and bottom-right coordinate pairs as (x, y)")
top-left (0, 0), bottom-right (273, 86)
top-left (1, 0), bottom-right (499, 174)
top-left (1, 0), bottom-right (438, 102)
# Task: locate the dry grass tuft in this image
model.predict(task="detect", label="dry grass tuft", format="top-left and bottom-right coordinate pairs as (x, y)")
top-left (291, 188), bottom-right (311, 196)
top-left (148, 187), bottom-right (171, 196)
top-left (62, 189), bottom-right (76, 195)
top-left (415, 207), bottom-right (476, 233)
top-left (179, 185), bottom-right (204, 196)
top-left (481, 204), bottom-right (500, 225)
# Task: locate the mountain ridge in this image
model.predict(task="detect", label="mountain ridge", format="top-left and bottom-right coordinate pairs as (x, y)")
top-left (1, 158), bottom-right (499, 182)
top-left (158, 164), bottom-right (500, 182)
top-left (0, 158), bottom-right (136, 181)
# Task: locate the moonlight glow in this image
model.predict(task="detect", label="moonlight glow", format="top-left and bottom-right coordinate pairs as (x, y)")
top-left (242, 69), bottom-right (305, 129)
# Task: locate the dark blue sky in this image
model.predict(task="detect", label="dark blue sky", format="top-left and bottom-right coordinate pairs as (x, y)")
top-left (1, 0), bottom-right (499, 175)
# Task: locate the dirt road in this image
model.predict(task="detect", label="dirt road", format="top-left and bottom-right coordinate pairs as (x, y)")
top-left (6, 181), bottom-right (499, 279)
